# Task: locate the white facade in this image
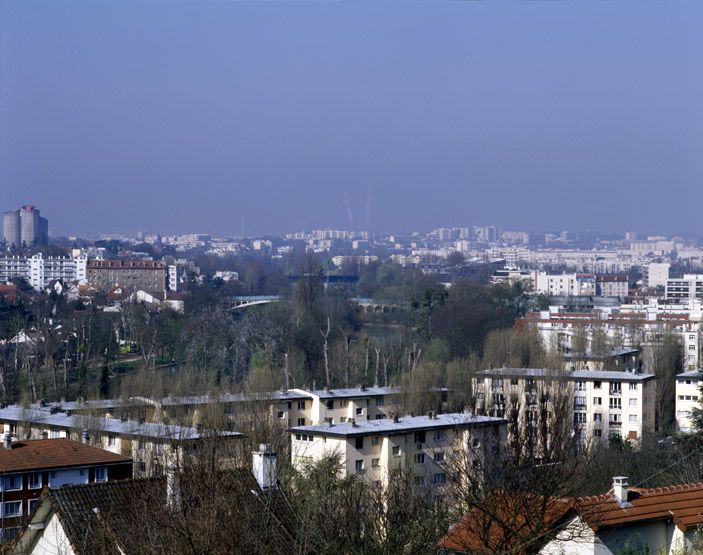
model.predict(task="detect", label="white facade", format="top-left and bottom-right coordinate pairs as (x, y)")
top-left (534, 272), bottom-right (596, 297)
top-left (0, 253), bottom-right (87, 290)
top-left (290, 413), bottom-right (505, 488)
top-left (646, 262), bottom-right (670, 288)
top-left (473, 369), bottom-right (656, 447)
top-left (666, 274), bottom-right (703, 303)
top-left (675, 370), bottom-right (701, 432)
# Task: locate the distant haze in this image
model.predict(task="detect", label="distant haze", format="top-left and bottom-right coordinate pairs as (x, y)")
top-left (1, 1), bottom-right (701, 237)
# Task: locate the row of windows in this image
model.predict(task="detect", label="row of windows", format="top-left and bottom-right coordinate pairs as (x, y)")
top-left (679, 395), bottom-right (700, 401)
top-left (577, 413), bottom-right (638, 424)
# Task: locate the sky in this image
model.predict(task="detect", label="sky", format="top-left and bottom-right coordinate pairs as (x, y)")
top-left (1, 1), bottom-right (701, 238)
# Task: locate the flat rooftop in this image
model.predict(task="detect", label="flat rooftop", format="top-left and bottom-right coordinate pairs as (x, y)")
top-left (676, 370), bottom-right (702, 379)
top-left (290, 413), bottom-right (504, 437)
top-left (477, 368), bottom-right (656, 382)
top-left (0, 405), bottom-right (242, 441)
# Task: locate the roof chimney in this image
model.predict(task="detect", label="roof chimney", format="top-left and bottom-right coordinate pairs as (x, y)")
top-left (252, 444), bottom-right (277, 491)
top-left (166, 462), bottom-right (181, 511)
top-left (3, 432), bottom-right (12, 450)
top-left (613, 476), bottom-right (628, 504)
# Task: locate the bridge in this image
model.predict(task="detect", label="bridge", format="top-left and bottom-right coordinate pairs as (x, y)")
top-left (349, 297), bottom-right (409, 314)
top-left (230, 295), bottom-right (282, 310)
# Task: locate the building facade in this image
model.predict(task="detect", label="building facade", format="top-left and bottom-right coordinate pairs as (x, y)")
top-left (473, 368), bottom-right (656, 447)
top-left (675, 370), bottom-right (701, 432)
top-left (290, 413), bottom-right (506, 488)
top-left (87, 259), bottom-right (167, 292)
top-left (0, 437), bottom-right (131, 541)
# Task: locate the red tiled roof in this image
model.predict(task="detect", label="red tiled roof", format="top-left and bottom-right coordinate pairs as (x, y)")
top-left (579, 483), bottom-right (703, 532)
top-left (0, 438), bottom-right (131, 473)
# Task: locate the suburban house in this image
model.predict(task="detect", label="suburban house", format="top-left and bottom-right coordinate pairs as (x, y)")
top-left (440, 477), bottom-right (703, 554)
top-left (0, 436), bottom-right (131, 542)
top-left (290, 412), bottom-right (506, 488)
top-left (9, 445), bottom-right (299, 555)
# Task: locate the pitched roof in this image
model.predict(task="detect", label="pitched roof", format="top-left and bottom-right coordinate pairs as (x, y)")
top-left (578, 482), bottom-right (703, 532)
top-left (13, 470), bottom-right (300, 555)
top-left (0, 438), bottom-right (130, 473)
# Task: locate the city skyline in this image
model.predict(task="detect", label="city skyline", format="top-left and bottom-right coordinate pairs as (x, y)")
top-left (2, 2), bottom-right (701, 237)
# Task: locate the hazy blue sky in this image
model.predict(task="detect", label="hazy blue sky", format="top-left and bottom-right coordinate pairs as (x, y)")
top-left (1, 1), bottom-right (701, 237)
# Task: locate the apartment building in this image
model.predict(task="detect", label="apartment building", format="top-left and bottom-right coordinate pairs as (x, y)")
top-left (473, 368), bottom-right (656, 447)
top-left (596, 274), bottom-right (629, 298)
top-left (86, 259), bottom-right (167, 292)
top-left (0, 254), bottom-right (87, 291)
top-left (0, 436), bottom-right (131, 541)
top-left (534, 272), bottom-right (596, 297)
top-left (666, 274), bottom-right (703, 303)
top-left (0, 405), bottom-right (242, 478)
top-left (675, 370), bottom-right (701, 432)
top-left (290, 413), bottom-right (506, 488)
top-left (524, 300), bottom-right (703, 369)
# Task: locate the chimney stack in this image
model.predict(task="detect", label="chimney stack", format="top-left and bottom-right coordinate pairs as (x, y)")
top-left (613, 476), bottom-right (628, 504)
top-left (166, 462), bottom-right (181, 511)
top-left (3, 432), bottom-right (12, 450)
top-left (252, 444), bottom-right (277, 490)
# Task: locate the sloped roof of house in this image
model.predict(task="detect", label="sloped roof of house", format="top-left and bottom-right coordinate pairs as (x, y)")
top-left (12, 470), bottom-right (300, 555)
top-left (579, 482), bottom-right (703, 532)
top-left (439, 494), bottom-right (575, 554)
top-left (0, 438), bottom-right (130, 474)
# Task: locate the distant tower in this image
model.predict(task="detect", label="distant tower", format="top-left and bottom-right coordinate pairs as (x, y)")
top-left (3, 210), bottom-right (20, 248)
top-left (19, 205), bottom-right (47, 246)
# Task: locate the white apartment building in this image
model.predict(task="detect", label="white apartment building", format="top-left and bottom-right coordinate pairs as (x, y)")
top-left (0, 253), bottom-right (87, 291)
top-left (525, 300), bottom-right (703, 369)
top-left (675, 370), bottom-right (701, 432)
top-left (534, 272), bottom-right (596, 297)
top-left (646, 262), bottom-right (670, 288)
top-left (0, 405), bottom-right (242, 478)
top-left (666, 274), bottom-right (703, 303)
top-left (290, 413), bottom-right (505, 488)
top-left (473, 368), bottom-right (656, 447)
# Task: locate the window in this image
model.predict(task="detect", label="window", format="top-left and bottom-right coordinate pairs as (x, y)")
top-left (593, 381), bottom-right (601, 389)
top-left (433, 473), bottom-right (446, 485)
top-left (297, 418), bottom-right (305, 426)
top-left (356, 407), bottom-right (363, 416)
top-left (576, 381), bottom-right (586, 391)
top-left (415, 454), bottom-right (425, 464)
top-left (629, 415), bottom-right (638, 423)
top-left (28, 499), bottom-right (39, 514)
top-left (325, 400), bottom-right (334, 410)
top-left (629, 398), bottom-right (637, 407)
top-left (277, 411), bottom-right (285, 420)
top-left (355, 437), bottom-right (364, 450)
top-left (594, 413), bottom-right (602, 422)
top-left (416, 476), bottom-right (425, 486)
top-left (629, 383), bottom-right (637, 390)
top-left (3, 475), bottom-right (21, 491)
top-left (371, 436), bottom-right (380, 446)
top-left (414, 432), bottom-right (426, 444)
top-left (28, 473), bottom-right (42, 489)
top-left (575, 396), bottom-right (587, 409)
top-left (375, 398), bottom-right (384, 407)
top-left (594, 429), bottom-right (602, 438)
top-left (297, 401), bottom-right (305, 410)
top-left (3, 501), bottom-right (21, 517)
top-left (593, 397), bottom-right (602, 406)
top-left (434, 451), bottom-right (445, 463)
top-left (574, 413), bottom-right (586, 424)
top-left (610, 383), bottom-right (622, 394)
top-left (50, 429), bottom-right (61, 439)
top-left (108, 435), bottom-right (116, 447)
top-left (375, 414), bottom-right (385, 420)
top-left (392, 446), bottom-right (401, 457)
top-left (433, 430), bottom-right (446, 441)
top-left (510, 378), bottom-right (519, 386)
top-left (609, 398), bottom-right (622, 410)
top-left (295, 433), bottom-right (301, 440)
top-left (95, 467), bottom-right (107, 482)
top-left (371, 458), bottom-right (380, 468)
top-left (355, 460), bottom-right (364, 471)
